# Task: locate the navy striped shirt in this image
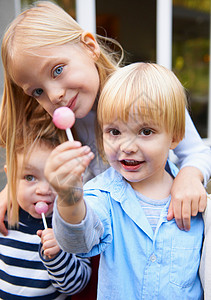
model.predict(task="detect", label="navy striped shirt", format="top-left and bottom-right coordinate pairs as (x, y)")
top-left (0, 208), bottom-right (91, 299)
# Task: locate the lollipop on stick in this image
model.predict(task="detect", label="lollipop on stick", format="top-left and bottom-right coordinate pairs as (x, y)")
top-left (53, 107), bottom-right (75, 141)
top-left (35, 202), bottom-right (49, 229)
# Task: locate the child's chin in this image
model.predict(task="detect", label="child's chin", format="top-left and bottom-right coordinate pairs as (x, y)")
top-left (33, 212), bottom-right (43, 219)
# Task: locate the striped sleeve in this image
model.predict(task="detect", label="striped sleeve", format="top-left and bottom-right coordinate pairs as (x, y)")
top-left (0, 230), bottom-right (65, 300)
top-left (39, 247), bottom-right (91, 295)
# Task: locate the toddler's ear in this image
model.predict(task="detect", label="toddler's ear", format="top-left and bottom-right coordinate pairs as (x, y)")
top-left (170, 138), bottom-right (180, 150)
top-left (4, 165), bottom-right (7, 176)
top-left (81, 31), bottom-right (100, 60)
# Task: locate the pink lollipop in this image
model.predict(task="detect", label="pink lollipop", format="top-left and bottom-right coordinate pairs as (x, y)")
top-left (35, 202), bottom-right (49, 229)
top-left (53, 107), bottom-right (75, 141)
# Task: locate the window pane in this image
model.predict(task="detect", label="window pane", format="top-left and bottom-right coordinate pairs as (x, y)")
top-left (173, 0), bottom-right (210, 138)
top-left (96, 0), bottom-right (156, 63)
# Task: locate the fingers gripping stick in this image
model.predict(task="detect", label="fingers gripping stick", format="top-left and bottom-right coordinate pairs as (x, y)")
top-left (53, 107), bottom-right (75, 141)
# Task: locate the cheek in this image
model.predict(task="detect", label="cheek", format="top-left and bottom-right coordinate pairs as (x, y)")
top-left (103, 139), bottom-right (117, 159)
top-left (16, 183), bottom-right (31, 209)
top-left (17, 191), bottom-right (27, 210)
top-left (46, 204), bottom-right (54, 217)
top-left (83, 64), bottom-right (100, 98)
top-left (148, 145), bottom-right (169, 165)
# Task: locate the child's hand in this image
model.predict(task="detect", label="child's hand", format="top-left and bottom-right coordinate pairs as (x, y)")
top-left (167, 166), bottom-right (207, 231)
top-left (37, 228), bottom-right (60, 259)
top-left (44, 141), bottom-right (94, 224)
top-left (44, 141), bottom-right (94, 205)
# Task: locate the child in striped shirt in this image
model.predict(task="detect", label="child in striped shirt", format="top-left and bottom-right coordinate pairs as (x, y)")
top-left (0, 119), bottom-right (91, 299)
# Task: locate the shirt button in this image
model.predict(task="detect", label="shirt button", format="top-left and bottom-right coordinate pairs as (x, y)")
top-left (150, 253), bottom-right (157, 262)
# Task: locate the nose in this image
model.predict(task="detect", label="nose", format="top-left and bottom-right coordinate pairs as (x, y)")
top-left (120, 137), bottom-right (138, 154)
top-left (36, 181), bottom-right (52, 196)
top-left (48, 87), bottom-right (65, 105)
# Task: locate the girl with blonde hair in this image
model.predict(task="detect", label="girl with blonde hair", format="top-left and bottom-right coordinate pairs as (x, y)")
top-left (0, 1), bottom-right (210, 233)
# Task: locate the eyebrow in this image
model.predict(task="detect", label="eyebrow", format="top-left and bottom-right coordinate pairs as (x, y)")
top-left (103, 120), bottom-right (156, 127)
top-left (39, 56), bottom-right (56, 74)
top-left (22, 164), bottom-right (37, 172)
top-left (139, 121), bottom-right (157, 127)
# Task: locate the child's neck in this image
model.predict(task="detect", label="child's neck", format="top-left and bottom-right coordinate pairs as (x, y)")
top-left (129, 170), bottom-right (173, 200)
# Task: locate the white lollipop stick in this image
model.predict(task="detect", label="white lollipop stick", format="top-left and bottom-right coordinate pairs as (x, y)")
top-left (41, 213), bottom-right (48, 230)
top-left (53, 107), bottom-right (75, 141)
top-left (66, 128), bottom-right (74, 142)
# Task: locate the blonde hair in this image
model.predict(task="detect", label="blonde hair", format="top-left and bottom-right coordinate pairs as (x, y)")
top-left (0, 1), bottom-right (123, 224)
top-left (97, 62), bottom-right (187, 160)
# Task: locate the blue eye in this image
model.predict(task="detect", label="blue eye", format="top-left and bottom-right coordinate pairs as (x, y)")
top-left (53, 66), bottom-right (63, 78)
top-left (33, 88), bottom-right (43, 98)
top-left (24, 175), bottom-right (35, 182)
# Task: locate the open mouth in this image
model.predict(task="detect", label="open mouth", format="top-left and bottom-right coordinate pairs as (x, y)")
top-left (121, 160), bottom-right (141, 166)
top-left (34, 201), bottom-right (53, 210)
top-left (120, 159), bottom-right (144, 170)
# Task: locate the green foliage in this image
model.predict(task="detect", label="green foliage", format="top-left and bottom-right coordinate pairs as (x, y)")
top-left (173, 0), bottom-right (210, 13)
top-left (173, 38), bottom-right (209, 96)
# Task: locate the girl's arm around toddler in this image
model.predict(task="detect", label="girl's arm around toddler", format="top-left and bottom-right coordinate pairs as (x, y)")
top-left (167, 111), bottom-right (209, 231)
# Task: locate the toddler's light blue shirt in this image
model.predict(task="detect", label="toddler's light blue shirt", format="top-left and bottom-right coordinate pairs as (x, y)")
top-left (53, 161), bottom-right (204, 300)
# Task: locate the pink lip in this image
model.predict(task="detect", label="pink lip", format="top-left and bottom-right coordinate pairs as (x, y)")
top-left (67, 93), bottom-right (78, 111)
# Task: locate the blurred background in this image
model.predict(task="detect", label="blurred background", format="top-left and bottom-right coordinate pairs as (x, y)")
top-left (0, 0), bottom-right (210, 190)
